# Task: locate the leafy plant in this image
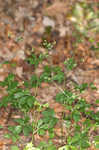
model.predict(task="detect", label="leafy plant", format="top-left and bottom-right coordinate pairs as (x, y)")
top-left (42, 39), bottom-right (54, 50)
top-left (37, 108), bottom-right (58, 137)
top-left (68, 2), bottom-right (99, 36)
top-left (38, 140), bottom-right (56, 150)
top-left (58, 145), bottom-right (77, 150)
top-left (23, 142), bottom-right (40, 150)
top-left (89, 82), bottom-right (97, 90)
top-left (52, 66), bottom-right (65, 83)
top-left (39, 65), bottom-right (52, 83)
top-left (14, 116), bottom-right (33, 136)
top-left (4, 125), bottom-right (21, 142)
top-left (94, 136), bottom-right (99, 149)
top-left (5, 116), bottom-right (33, 142)
top-left (26, 53), bottom-right (44, 68)
top-left (74, 83), bottom-right (88, 93)
top-left (55, 90), bottom-right (77, 105)
top-left (11, 145), bottom-right (19, 150)
top-left (64, 58), bottom-right (77, 70)
top-left (67, 130), bottom-right (90, 149)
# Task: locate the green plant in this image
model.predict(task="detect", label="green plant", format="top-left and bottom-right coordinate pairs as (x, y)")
top-left (4, 116), bottom-right (33, 142)
top-left (11, 145), bottom-right (19, 150)
top-left (26, 53), bottom-right (45, 68)
top-left (67, 130), bottom-right (90, 149)
top-left (4, 125), bottom-right (21, 142)
top-left (42, 39), bottom-right (55, 50)
top-left (38, 140), bottom-right (56, 150)
top-left (74, 83), bottom-right (88, 93)
top-left (37, 108), bottom-right (58, 137)
top-left (14, 116), bottom-right (33, 136)
top-left (58, 145), bottom-right (77, 150)
top-left (0, 74), bottom-right (37, 113)
top-left (55, 90), bottom-right (77, 105)
top-left (68, 2), bottom-right (99, 36)
top-left (0, 36), bottom-right (99, 150)
top-left (64, 58), bottom-right (77, 70)
top-left (23, 142), bottom-right (40, 150)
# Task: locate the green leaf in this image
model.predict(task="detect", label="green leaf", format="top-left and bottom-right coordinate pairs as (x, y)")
top-left (38, 128), bottom-right (45, 136)
top-left (37, 119), bottom-right (43, 128)
top-left (52, 71), bottom-right (64, 83)
top-left (47, 144), bottom-right (56, 150)
top-left (4, 133), bottom-right (11, 139)
top-left (95, 143), bottom-right (99, 149)
top-left (14, 125), bottom-right (22, 134)
top-left (8, 125), bottom-right (22, 134)
top-left (24, 81), bottom-right (30, 88)
top-left (0, 81), bottom-right (6, 87)
top-left (48, 129), bottom-right (55, 138)
top-left (55, 90), bottom-right (77, 105)
top-left (7, 81), bottom-right (18, 91)
top-left (58, 145), bottom-right (77, 150)
top-left (74, 83), bottom-right (88, 93)
top-left (14, 90), bottom-right (30, 99)
top-left (11, 146), bottom-right (19, 150)
top-left (12, 135), bottom-right (18, 143)
top-left (42, 108), bottom-right (55, 118)
top-left (95, 99), bottom-right (99, 104)
top-left (89, 82), bottom-right (97, 90)
top-left (0, 125), bottom-right (3, 129)
top-left (40, 72), bottom-right (51, 83)
top-left (72, 111), bottom-right (81, 122)
top-left (27, 53), bottom-right (40, 67)
top-left (30, 74), bottom-right (40, 87)
top-left (14, 118), bottom-right (25, 126)
top-left (23, 125), bottom-right (33, 136)
top-left (27, 96), bottom-right (35, 108)
top-left (64, 58), bottom-right (77, 70)
top-left (94, 136), bottom-right (99, 142)
top-left (5, 73), bottom-right (15, 83)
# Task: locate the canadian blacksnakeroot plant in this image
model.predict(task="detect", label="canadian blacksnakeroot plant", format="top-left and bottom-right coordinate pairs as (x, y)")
top-left (0, 38), bottom-right (99, 150)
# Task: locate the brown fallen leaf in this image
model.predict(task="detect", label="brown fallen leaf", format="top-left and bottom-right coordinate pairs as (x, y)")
top-left (41, 82), bottom-right (49, 88)
top-left (43, 1), bottom-right (69, 17)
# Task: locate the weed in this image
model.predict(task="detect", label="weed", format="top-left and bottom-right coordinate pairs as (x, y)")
top-left (64, 58), bottom-right (77, 70)
top-left (0, 38), bottom-right (98, 150)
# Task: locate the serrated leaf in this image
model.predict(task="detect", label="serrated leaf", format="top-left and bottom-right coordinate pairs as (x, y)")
top-left (27, 96), bottom-right (35, 108)
top-left (14, 118), bottom-right (25, 126)
top-left (95, 99), bottom-right (99, 104)
top-left (12, 135), bottom-right (18, 143)
top-left (0, 125), bottom-right (3, 129)
top-left (42, 108), bottom-right (55, 118)
top-left (72, 111), bottom-right (81, 122)
top-left (11, 146), bottom-right (19, 150)
top-left (14, 125), bottom-right (22, 134)
top-left (4, 133), bottom-right (11, 139)
top-left (64, 58), bottom-right (77, 70)
top-left (52, 71), bottom-right (64, 83)
top-left (38, 128), bottom-right (45, 136)
top-left (95, 143), bottom-right (99, 149)
top-left (23, 125), bottom-right (33, 136)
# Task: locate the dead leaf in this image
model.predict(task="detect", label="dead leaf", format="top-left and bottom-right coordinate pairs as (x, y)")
top-left (16, 67), bottom-right (23, 78)
top-left (43, 2), bottom-right (69, 17)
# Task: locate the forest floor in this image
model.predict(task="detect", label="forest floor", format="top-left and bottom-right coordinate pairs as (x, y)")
top-left (0, 0), bottom-right (99, 150)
